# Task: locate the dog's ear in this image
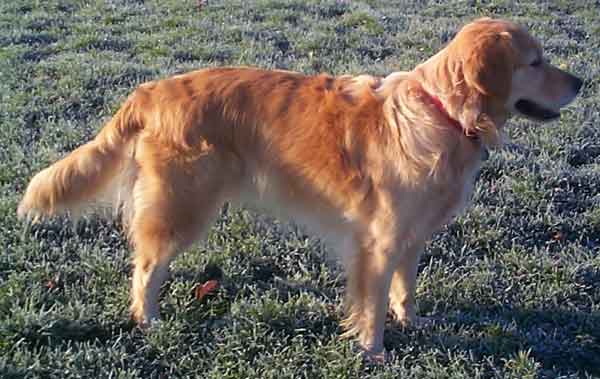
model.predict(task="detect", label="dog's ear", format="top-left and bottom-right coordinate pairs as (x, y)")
top-left (458, 32), bottom-right (513, 147)
top-left (462, 32), bottom-right (515, 100)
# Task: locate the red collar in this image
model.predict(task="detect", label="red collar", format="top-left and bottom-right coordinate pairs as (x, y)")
top-left (425, 92), bottom-right (468, 136)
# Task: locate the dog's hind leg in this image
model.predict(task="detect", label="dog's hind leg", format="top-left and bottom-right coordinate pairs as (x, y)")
top-left (130, 218), bottom-right (181, 326)
top-left (128, 147), bottom-right (231, 326)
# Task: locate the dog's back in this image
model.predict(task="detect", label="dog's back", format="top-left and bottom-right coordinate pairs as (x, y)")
top-left (19, 67), bottom-right (384, 226)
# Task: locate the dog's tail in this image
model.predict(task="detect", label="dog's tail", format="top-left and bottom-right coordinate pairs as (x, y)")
top-left (18, 93), bottom-right (144, 221)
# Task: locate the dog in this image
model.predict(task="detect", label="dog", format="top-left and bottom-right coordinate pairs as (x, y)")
top-left (18, 18), bottom-right (582, 360)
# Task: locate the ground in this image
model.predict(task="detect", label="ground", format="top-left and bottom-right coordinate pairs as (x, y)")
top-left (1, 1), bottom-right (599, 378)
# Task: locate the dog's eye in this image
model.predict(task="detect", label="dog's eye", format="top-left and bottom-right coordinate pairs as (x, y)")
top-left (530, 59), bottom-right (542, 67)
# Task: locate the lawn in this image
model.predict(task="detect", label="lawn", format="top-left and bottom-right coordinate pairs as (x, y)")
top-left (1, 1), bottom-right (599, 378)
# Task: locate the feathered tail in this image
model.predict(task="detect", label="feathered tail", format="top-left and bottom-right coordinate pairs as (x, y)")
top-left (18, 93), bottom-right (144, 221)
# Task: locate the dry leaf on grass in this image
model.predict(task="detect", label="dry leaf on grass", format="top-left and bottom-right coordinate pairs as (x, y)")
top-left (194, 280), bottom-right (219, 301)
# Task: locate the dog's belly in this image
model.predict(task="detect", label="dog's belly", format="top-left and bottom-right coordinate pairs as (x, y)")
top-left (234, 170), bottom-right (359, 261)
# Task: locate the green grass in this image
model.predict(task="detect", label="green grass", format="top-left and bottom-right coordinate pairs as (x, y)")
top-left (1, 0), bottom-right (599, 378)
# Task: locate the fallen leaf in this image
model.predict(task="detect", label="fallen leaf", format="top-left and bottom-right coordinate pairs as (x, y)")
top-left (45, 280), bottom-right (57, 290)
top-left (45, 274), bottom-right (61, 290)
top-left (197, 0), bottom-right (208, 12)
top-left (194, 280), bottom-right (219, 301)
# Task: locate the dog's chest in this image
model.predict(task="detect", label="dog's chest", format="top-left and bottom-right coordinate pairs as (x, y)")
top-left (420, 157), bottom-right (483, 231)
top-left (446, 167), bottom-right (478, 217)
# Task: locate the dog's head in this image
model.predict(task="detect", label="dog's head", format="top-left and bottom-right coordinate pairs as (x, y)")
top-left (425, 18), bottom-right (582, 145)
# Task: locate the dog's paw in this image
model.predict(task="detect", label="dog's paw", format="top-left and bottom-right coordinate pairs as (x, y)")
top-left (132, 314), bottom-right (161, 331)
top-left (362, 347), bottom-right (391, 364)
top-left (17, 201), bottom-right (42, 223)
top-left (139, 319), bottom-right (161, 332)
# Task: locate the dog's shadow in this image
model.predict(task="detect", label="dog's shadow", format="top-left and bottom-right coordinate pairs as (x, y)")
top-left (173, 258), bottom-right (600, 375)
top-left (172, 257), bottom-right (342, 330)
top-left (385, 305), bottom-right (600, 376)
top-left (171, 252), bottom-right (600, 375)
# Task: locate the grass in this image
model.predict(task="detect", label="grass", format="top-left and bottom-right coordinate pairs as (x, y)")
top-left (1, 0), bottom-right (599, 378)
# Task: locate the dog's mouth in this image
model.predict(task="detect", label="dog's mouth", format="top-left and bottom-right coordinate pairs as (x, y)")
top-left (514, 99), bottom-right (560, 121)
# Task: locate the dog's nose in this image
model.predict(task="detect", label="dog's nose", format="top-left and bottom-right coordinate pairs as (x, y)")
top-left (572, 76), bottom-right (583, 94)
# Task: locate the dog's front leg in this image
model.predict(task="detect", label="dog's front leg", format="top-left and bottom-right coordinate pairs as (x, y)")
top-left (388, 241), bottom-right (428, 327)
top-left (341, 233), bottom-right (399, 361)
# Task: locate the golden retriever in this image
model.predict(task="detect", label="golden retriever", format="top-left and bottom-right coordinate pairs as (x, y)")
top-left (18, 18), bottom-right (582, 360)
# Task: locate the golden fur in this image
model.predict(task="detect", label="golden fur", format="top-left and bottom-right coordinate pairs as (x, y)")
top-left (18, 18), bottom-right (581, 359)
